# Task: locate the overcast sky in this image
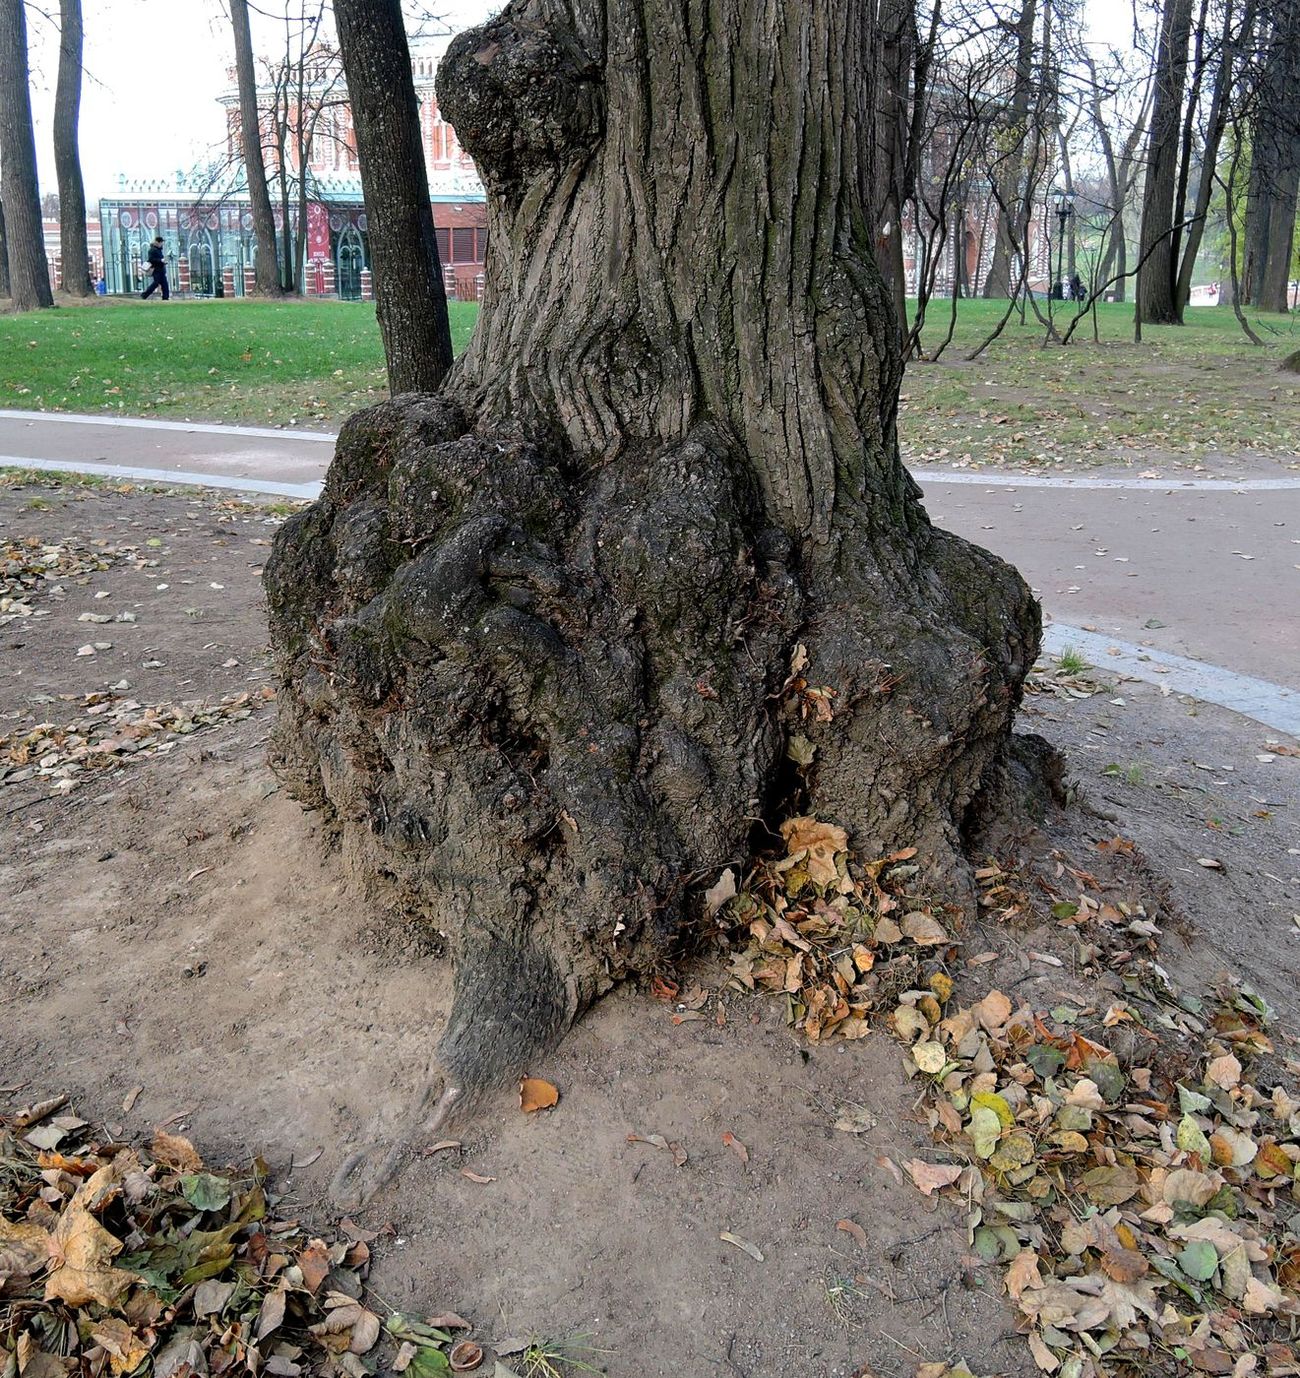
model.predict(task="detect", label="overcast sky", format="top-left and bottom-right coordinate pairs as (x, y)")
top-left (26, 0), bottom-right (1135, 206)
top-left (25, 1), bottom-right (497, 204)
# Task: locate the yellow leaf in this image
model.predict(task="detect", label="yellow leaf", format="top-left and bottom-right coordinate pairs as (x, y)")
top-left (779, 816), bottom-right (847, 888)
top-left (519, 1077), bottom-right (559, 1114)
top-left (913, 1041), bottom-right (947, 1074)
top-left (44, 1200), bottom-right (135, 1308)
top-left (975, 990), bottom-right (1013, 1031)
top-left (972, 1091), bottom-right (1014, 1129)
top-left (929, 972), bottom-right (954, 1003)
top-left (89, 1319), bottom-right (151, 1377)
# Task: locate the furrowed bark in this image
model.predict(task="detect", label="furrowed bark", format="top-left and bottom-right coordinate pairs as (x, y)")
top-left (0, 0), bottom-right (53, 311)
top-left (266, 0), bottom-right (1042, 1101)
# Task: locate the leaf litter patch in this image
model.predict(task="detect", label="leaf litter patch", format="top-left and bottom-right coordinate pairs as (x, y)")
top-left (1, 538), bottom-right (142, 626)
top-left (0, 1109), bottom-right (479, 1378)
top-left (711, 823), bottom-right (1300, 1377)
top-left (1, 689), bottom-right (277, 795)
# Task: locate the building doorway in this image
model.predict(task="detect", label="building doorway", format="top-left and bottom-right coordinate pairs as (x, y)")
top-left (337, 227), bottom-right (364, 300)
top-left (188, 232), bottom-right (216, 297)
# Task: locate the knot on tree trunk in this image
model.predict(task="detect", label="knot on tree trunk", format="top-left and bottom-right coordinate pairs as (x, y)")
top-left (265, 398), bottom-right (801, 1091)
top-left (436, 15), bottom-right (604, 203)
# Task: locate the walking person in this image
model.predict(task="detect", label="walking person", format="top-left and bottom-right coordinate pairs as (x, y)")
top-left (141, 236), bottom-right (170, 301)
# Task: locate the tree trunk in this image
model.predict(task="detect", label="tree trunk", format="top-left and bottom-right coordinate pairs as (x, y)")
top-left (331, 0), bottom-right (452, 392)
top-left (1136, 0), bottom-right (1194, 324)
top-left (0, 200), bottom-right (10, 298)
top-left (1244, 0), bottom-right (1300, 311)
top-left (0, 0), bottom-right (53, 311)
top-left (53, 0), bottom-right (92, 297)
top-left (231, 0), bottom-right (283, 295)
top-left (983, 0), bottom-right (1038, 297)
top-left (265, 0), bottom-right (1041, 1100)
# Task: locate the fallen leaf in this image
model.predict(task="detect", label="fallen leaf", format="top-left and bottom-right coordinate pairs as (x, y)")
top-left (1205, 1053), bottom-right (1241, 1089)
top-left (836, 1218), bottom-right (867, 1248)
top-left (150, 1128), bottom-right (203, 1173)
top-left (459, 1169), bottom-right (496, 1184)
top-left (1006, 1249), bottom-right (1043, 1300)
top-left (0, 1216), bottom-right (52, 1280)
top-left (427, 1313), bottom-right (471, 1330)
top-left (424, 1139), bottom-right (462, 1156)
top-left (719, 1231), bottom-right (764, 1262)
top-left (519, 1077), bottom-right (559, 1114)
top-left (975, 990), bottom-right (1013, 1031)
top-left (704, 868), bottom-right (737, 914)
top-left (903, 1159), bottom-right (963, 1195)
top-left (44, 1178), bottom-right (136, 1308)
top-left (1196, 857), bottom-right (1223, 869)
top-left (121, 1085), bottom-right (143, 1114)
top-left (721, 1131), bottom-right (749, 1163)
top-left (780, 816), bottom-right (847, 887)
top-left (89, 1318), bottom-right (152, 1377)
top-left (901, 911), bottom-right (948, 946)
top-left (298, 1238), bottom-right (331, 1293)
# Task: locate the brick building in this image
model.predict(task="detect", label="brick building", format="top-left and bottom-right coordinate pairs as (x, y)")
top-left (98, 40), bottom-right (486, 301)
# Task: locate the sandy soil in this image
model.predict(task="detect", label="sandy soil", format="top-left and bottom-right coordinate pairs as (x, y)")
top-left (1, 479), bottom-right (1297, 1377)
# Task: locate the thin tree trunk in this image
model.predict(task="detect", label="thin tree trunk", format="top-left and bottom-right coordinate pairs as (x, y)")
top-left (266, 0), bottom-right (1042, 1173)
top-left (231, 0), bottom-right (283, 295)
top-left (0, 0), bottom-right (53, 310)
top-left (54, 0), bottom-right (92, 297)
top-left (1245, 0), bottom-right (1300, 311)
top-left (330, 0), bottom-right (452, 392)
top-left (984, 0), bottom-right (1038, 297)
top-left (0, 200), bottom-right (10, 297)
top-left (1137, 0), bottom-right (1194, 324)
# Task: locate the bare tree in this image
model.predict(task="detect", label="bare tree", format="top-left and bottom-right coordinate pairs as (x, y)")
top-left (330, 0), bottom-right (452, 391)
top-left (0, 0), bottom-right (53, 310)
top-left (231, 0), bottom-right (285, 294)
top-left (53, 0), bottom-right (92, 296)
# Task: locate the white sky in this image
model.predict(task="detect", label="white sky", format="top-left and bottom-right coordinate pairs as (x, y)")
top-left (25, 0), bottom-right (1135, 206)
top-left (25, 1), bottom-right (497, 204)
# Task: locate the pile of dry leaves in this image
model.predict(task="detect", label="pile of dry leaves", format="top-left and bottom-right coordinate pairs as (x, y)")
top-left (0, 539), bottom-right (134, 627)
top-left (0, 1104), bottom-right (480, 1378)
top-left (0, 689), bottom-right (276, 794)
top-left (718, 825), bottom-right (1300, 1377)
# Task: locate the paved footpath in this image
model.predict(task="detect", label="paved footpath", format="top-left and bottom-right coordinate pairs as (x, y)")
top-left (3, 409), bottom-right (1297, 735)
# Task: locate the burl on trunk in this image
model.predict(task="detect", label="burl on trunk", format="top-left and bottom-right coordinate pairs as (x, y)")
top-left (265, 0), bottom-right (1041, 1106)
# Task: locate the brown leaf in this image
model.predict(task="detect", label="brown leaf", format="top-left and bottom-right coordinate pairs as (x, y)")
top-left (721, 1132), bottom-right (749, 1164)
top-left (519, 1077), bottom-right (559, 1114)
top-left (901, 911), bottom-right (948, 946)
top-left (1100, 1248), bottom-right (1149, 1283)
top-left (1, 1217), bottom-right (52, 1280)
top-left (427, 1313), bottom-right (471, 1330)
top-left (348, 1309), bottom-right (381, 1355)
top-left (44, 1199), bottom-right (135, 1308)
top-left (121, 1086), bottom-right (143, 1114)
top-left (150, 1128), bottom-right (203, 1173)
top-left (256, 1283), bottom-right (287, 1341)
top-left (1006, 1249), bottom-right (1043, 1301)
top-left (89, 1319), bottom-right (152, 1378)
top-left (780, 816), bottom-right (848, 887)
top-left (975, 989), bottom-right (1013, 1031)
top-left (424, 1139), bottom-right (462, 1156)
top-left (903, 1159), bottom-right (963, 1196)
top-left (1080, 1165), bottom-right (1140, 1206)
top-left (460, 1169), bottom-right (496, 1184)
top-left (836, 1218), bottom-right (867, 1248)
top-left (298, 1238), bottom-right (331, 1294)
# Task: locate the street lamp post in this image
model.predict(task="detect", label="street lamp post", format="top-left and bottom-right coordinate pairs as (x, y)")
top-left (1054, 193), bottom-right (1074, 299)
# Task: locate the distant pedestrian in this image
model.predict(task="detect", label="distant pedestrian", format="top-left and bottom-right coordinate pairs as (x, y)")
top-left (1069, 272), bottom-right (1084, 302)
top-left (141, 237), bottom-right (170, 301)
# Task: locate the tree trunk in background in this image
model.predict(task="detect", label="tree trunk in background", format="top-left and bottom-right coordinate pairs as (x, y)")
top-left (1244, 0), bottom-right (1300, 311)
top-left (331, 0), bottom-right (452, 392)
top-left (872, 0), bottom-right (916, 334)
top-left (1136, 0), bottom-right (1193, 324)
top-left (53, 0), bottom-right (92, 296)
top-left (265, 0), bottom-right (1042, 1109)
top-left (0, 0), bottom-right (53, 310)
top-left (0, 200), bottom-right (10, 298)
top-left (984, 0), bottom-right (1038, 297)
top-left (231, 0), bottom-right (284, 295)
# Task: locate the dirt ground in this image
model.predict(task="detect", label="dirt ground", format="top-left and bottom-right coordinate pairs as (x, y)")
top-left (1, 479), bottom-right (1297, 1378)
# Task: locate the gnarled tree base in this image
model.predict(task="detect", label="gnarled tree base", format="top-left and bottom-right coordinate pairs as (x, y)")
top-left (265, 394), bottom-right (1040, 1101)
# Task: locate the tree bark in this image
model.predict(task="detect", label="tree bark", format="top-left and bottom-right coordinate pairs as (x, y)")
top-left (331, 0), bottom-right (453, 392)
top-left (265, 0), bottom-right (1041, 1100)
top-left (1243, 0), bottom-right (1300, 311)
top-left (1136, 0), bottom-right (1194, 324)
top-left (231, 0), bottom-right (284, 295)
top-left (0, 200), bottom-right (10, 298)
top-left (53, 0), bottom-right (92, 297)
top-left (0, 0), bottom-right (53, 311)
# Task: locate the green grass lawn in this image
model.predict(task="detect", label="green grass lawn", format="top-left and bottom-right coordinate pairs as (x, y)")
top-left (2, 293), bottom-right (1297, 469)
top-left (0, 296), bottom-right (477, 431)
top-left (900, 296), bottom-right (1300, 470)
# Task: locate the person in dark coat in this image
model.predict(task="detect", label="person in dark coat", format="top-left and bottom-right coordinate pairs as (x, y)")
top-left (141, 236), bottom-right (170, 301)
